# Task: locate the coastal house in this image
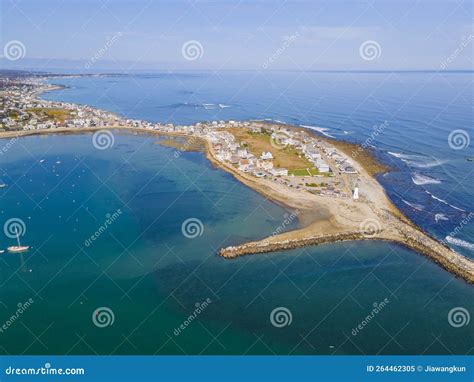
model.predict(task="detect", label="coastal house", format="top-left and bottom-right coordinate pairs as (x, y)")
top-left (230, 155), bottom-right (240, 164)
top-left (237, 148), bottom-right (249, 158)
top-left (316, 159), bottom-right (330, 173)
top-left (256, 159), bottom-right (273, 171)
top-left (238, 159), bottom-right (250, 171)
top-left (341, 165), bottom-right (357, 174)
top-left (270, 168), bottom-right (288, 177)
top-left (260, 151), bottom-right (273, 160)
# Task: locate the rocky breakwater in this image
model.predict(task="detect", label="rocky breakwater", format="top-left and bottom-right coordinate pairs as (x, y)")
top-left (397, 227), bottom-right (474, 284)
top-left (219, 225), bottom-right (474, 285)
top-left (219, 231), bottom-right (369, 259)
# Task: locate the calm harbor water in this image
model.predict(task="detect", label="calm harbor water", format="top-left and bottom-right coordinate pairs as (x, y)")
top-left (0, 71), bottom-right (472, 354)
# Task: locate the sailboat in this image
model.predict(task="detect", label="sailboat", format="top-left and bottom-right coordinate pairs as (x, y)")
top-left (7, 228), bottom-right (29, 253)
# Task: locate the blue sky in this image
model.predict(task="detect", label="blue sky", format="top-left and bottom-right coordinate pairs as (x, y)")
top-left (0, 0), bottom-right (472, 71)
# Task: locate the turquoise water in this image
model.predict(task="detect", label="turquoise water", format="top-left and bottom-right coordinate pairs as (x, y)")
top-left (0, 132), bottom-right (473, 355)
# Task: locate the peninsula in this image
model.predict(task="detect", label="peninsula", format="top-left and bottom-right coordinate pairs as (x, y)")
top-left (1, 73), bottom-right (473, 284)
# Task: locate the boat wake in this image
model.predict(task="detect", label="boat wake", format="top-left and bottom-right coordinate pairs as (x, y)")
top-left (412, 173), bottom-right (441, 185)
top-left (445, 236), bottom-right (474, 251)
top-left (388, 152), bottom-right (448, 168)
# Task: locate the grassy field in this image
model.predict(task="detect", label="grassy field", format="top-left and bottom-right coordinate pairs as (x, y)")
top-left (27, 108), bottom-right (72, 122)
top-left (288, 168), bottom-right (320, 176)
top-left (227, 128), bottom-right (315, 171)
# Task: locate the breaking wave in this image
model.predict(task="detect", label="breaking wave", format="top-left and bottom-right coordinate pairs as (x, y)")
top-left (411, 173), bottom-right (441, 185)
top-left (424, 190), bottom-right (466, 212)
top-left (445, 236), bottom-right (474, 251)
top-left (300, 125), bottom-right (335, 138)
top-left (402, 199), bottom-right (424, 211)
top-left (388, 152), bottom-right (448, 168)
top-left (161, 102), bottom-right (231, 110)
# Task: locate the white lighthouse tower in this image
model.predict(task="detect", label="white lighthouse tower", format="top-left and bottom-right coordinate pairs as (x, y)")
top-left (352, 186), bottom-right (359, 200)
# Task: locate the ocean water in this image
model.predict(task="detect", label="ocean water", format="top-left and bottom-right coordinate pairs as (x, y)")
top-left (0, 72), bottom-right (472, 355)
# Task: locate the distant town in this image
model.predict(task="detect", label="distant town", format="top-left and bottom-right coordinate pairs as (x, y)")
top-left (0, 75), bottom-right (360, 201)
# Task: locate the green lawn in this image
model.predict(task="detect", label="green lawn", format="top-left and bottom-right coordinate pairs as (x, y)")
top-left (288, 168), bottom-right (319, 176)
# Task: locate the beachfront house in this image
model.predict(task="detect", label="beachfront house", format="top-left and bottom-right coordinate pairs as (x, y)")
top-left (256, 159), bottom-right (273, 171)
top-left (237, 148), bottom-right (249, 158)
top-left (271, 168), bottom-right (288, 177)
top-left (316, 159), bottom-right (330, 173)
top-left (261, 151), bottom-right (273, 160)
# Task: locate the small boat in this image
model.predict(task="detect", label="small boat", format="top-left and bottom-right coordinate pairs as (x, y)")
top-left (0, 184), bottom-right (6, 188)
top-left (7, 229), bottom-right (29, 253)
top-left (467, 157), bottom-right (474, 162)
top-left (0, 250), bottom-right (4, 254)
top-left (39, 159), bottom-right (45, 163)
